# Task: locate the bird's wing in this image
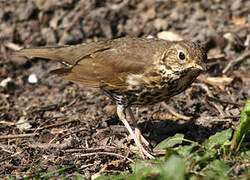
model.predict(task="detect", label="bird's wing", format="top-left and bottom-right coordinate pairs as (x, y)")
top-left (14, 37), bottom-right (169, 89)
top-left (59, 37), bottom-right (165, 89)
top-left (13, 40), bottom-right (112, 66)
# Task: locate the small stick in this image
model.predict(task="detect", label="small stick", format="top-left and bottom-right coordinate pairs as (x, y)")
top-left (223, 50), bottom-right (250, 73)
top-left (0, 133), bottom-right (38, 140)
top-left (197, 76), bottom-right (225, 89)
top-left (78, 151), bottom-right (135, 163)
top-left (161, 102), bottom-right (191, 121)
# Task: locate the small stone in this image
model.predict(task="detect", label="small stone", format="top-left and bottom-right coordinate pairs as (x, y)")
top-left (28, 73), bottom-right (38, 84)
top-left (17, 116), bottom-right (32, 131)
top-left (0, 77), bottom-right (12, 87)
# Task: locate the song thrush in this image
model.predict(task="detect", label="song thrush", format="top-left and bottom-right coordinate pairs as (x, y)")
top-left (14, 37), bottom-right (207, 159)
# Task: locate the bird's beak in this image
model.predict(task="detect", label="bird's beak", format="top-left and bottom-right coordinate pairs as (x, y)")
top-left (192, 60), bottom-right (207, 71)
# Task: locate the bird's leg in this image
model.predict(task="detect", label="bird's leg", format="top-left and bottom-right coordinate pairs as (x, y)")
top-left (117, 105), bottom-right (154, 159)
top-left (127, 107), bottom-right (150, 146)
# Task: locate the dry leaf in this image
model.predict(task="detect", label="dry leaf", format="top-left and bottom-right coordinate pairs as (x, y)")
top-left (232, 17), bottom-right (246, 26)
top-left (206, 77), bottom-right (233, 85)
top-left (157, 31), bottom-right (183, 41)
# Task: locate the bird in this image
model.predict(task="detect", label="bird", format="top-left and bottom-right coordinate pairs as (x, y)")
top-left (14, 37), bottom-right (207, 159)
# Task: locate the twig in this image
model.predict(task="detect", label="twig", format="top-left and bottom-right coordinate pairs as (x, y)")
top-left (78, 151), bottom-right (135, 163)
top-left (30, 103), bottom-right (68, 113)
top-left (0, 133), bottom-right (38, 140)
top-left (4, 42), bottom-right (23, 51)
top-left (207, 53), bottom-right (225, 60)
top-left (0, 151), bottom-right (23, 162)
top-left (223, 50), bottom-right (250, 73)
top-left (36, 118), bottom-right (79, 130)
top-left (52, 127), bottom-right (88, 143)
top-left (197, 76), bottom-right (225, 89)
top-left (28, 139), bottom-right (73, 150)
top-left (34, 117), bottom-right (62, 131)
top-left (161, 102), bottom-right (191, 120)
top-left (63, 146), bottom-right (117, 153)
top-left (193, 83), bottom-right (227, 117)
top-left (207, 96), bottom-right (245, 106)
top-left (0, 121), bottom-right (16, 126)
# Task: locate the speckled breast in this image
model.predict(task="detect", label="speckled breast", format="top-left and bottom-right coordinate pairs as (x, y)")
top-left (109, 68), bottom-right (201, 107)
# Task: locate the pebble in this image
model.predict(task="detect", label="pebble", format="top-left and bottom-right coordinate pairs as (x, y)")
top-left (17, 116), bottom-right (32, 131)
top-left (0, 77), bottom-right (12, 87)
top-left (28, 73), bottom-right (38, 84)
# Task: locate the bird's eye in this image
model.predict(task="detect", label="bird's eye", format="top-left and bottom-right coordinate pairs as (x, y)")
top-left (178, 51), bottom-right (185, 60)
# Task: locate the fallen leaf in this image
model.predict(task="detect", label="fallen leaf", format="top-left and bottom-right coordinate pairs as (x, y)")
top-left (157, 31), bottom-right (183, 41)
top-left (232, 17), bottom-right (246, 26)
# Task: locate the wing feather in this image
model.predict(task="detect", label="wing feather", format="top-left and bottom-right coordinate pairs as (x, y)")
top-left (14, 37), bottom-right (171, 90)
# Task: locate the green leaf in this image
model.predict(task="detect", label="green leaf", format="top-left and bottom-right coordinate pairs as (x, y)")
top-left (240, 150), bottom-right (250, 159)
top-left (165, 148), bottom-right (179, 160)
top-left (160, 155), bottom-right (185, 180)
top-left (204, 160), bottom-right (230, 180)
top-left (193, 149), bottom-right (217, 170)
top-left (39, 165), bottom-right (76, 178)
top-left (131, 158), bottom-right (165, 176)
top-left (154, 133), bottom-right (184, 151)
top-left (177, 144), bottom-right (199, 158)
top-left (97, 174), bottom-right (136, 180)
top-left (210, 160), bottom-right (230, 172)
top-left (130, 160), bottom-right (153, 174)
top-left (231, 100), bottom-right (250, 151)
top-left (129, 155), bottom-right (186, 180)
top-left (203, 129), bottom-right (232, 149)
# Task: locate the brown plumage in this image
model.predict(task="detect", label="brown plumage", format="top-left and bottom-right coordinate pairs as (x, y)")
top-left (14, 37), bottom-right (207, 159)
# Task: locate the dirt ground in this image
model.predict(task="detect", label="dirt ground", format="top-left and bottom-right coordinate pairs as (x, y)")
top-left (0, 0), bottom-right (249, 178)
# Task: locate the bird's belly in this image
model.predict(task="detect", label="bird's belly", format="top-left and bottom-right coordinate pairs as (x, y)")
top-left (107, 69), bottom-right (200, 106)
top-left (122, 84), bottom-right (173, 106)
top-left (129, 89), bottom-right (170, 105)
top-left (124, 72), bottom-right (199, 105)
